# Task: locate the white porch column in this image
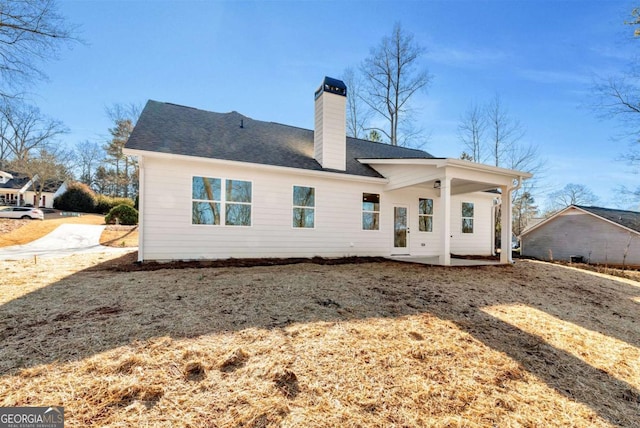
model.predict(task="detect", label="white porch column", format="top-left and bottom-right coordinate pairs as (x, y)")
top-left (439, 176), bottom-right (452, 266)
top-left (500, 185), bottom-right (511, 264)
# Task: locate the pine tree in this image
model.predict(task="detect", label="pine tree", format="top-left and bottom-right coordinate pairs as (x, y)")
top-left (103, 119), bottom-right (135, 197)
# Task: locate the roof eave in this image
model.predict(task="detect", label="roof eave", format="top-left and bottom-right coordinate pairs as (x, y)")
top-left (521, 204), bottom-right (640, 237)
top-left (358, 157), bottom-right (533, 179)
top-left (125, 148), bottom-right (389, 184)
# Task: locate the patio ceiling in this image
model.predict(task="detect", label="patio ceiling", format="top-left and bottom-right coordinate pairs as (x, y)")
top-left (358, 158), bottom-right (532, 195)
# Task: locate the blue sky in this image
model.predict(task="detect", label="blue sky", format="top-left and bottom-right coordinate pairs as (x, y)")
top-left (31, 0), bottom-right (640, 210)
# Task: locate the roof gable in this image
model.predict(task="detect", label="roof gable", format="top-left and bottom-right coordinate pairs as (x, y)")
top-left (125, 100), bottom-right (434, 178)
top-left (0, 172), bottom-right (64, 193)
top-left (522, 205), bottom-right (640, 236)
top-left (0, 172), bottom-right (31, 190)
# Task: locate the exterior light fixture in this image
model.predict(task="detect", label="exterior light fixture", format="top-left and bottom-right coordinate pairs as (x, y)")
top-left (434, 180), bottom-right (441, 189)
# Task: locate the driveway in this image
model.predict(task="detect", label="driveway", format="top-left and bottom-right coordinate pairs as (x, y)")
top-left (0, 224), bottom-right (136, 260)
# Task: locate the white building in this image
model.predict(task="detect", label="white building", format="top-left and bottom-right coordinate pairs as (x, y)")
top-left (0, 171), bottom-right (66, 208)
top-left (124, 77), bottom-right (531, 265)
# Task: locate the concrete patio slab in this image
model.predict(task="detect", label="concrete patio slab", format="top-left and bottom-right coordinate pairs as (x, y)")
top-left (388, 255), bottom-right (502, 267)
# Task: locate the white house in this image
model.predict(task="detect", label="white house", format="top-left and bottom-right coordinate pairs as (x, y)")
top-left (124, 77), bottom-right (531, 265)
top-left (0, 171), bottom-right (66, 208)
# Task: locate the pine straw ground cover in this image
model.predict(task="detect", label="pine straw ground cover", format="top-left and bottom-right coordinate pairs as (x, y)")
top-left (0, 254), bottom-right (639, 427)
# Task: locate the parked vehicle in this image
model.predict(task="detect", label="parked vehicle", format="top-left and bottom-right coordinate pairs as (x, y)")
top-left (0, 206), bottom-right (44, 220)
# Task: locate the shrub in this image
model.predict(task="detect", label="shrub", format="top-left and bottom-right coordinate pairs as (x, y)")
top-left (95, 194), bottom-right (134, 214)
top-left (95, 194), bottom-right (112, 214)
top-left (54, 182), bottom-right (97, 213)
top-left (105, 204), bottom-right (139, 225)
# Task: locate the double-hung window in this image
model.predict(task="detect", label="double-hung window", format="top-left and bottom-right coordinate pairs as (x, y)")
top-left (419, 198), bottom-right (433, 232)
top-left (192, 176), bottom-right (252, 226)
top-left (362, 193), bottom-right (380, 230)
top-left (293, 186), bottom-right (315, 228)
top-left (462, 202), bottom-right (474, 233)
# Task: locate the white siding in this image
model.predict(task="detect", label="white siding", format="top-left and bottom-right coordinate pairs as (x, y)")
top-left (450, 194), bottom-right (495, 256)
top-left (140, 157), bottom-right (495, 261)
top-left (314, 91), bottom-right (346, 171)
top-left (23, 191), bottom-right (56, 208)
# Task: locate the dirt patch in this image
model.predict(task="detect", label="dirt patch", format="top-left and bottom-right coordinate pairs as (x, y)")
top-left (0, 219), bottom-right (30, 235)
top-left (90, 253), bottom-right (390, 272)
top-left (1, 254), bottom-right (639, 427)
top-left (100, 225), bottom-right (138, 248)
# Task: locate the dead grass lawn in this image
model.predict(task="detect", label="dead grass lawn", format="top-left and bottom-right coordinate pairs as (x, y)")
top-left (99, 225), bottom-right (139, 247)
top-left (0, 256), bottom-right (638, 427)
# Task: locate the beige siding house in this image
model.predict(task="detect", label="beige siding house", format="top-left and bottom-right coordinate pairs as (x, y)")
top-left (521, 205), bottom-right (640, 265)
top-left (124, 77), bottom-right (531, 265)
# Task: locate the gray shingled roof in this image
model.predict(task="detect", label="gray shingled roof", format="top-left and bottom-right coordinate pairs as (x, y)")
top-left (0, 173), bottom-right (30, 190)
top-left (125, 100), bottom-right (434, 178)
top-left (0, 172), bottom-right (62, 192)
top-left (576, 205), bottom-right (640, 234)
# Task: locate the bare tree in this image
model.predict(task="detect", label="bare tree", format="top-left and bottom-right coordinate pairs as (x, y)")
top-left (342, 67), bottom-right (370, 139)
top-left (458, 94), bottom-right (544, 178)
top-left (105, 102), bottom-right (142, 125)
top-left (457, 102), bottom-right (486, 162)
top-left (458, 94), bottom-right (545, 240)
top-left (486, 94), bottom-right (526, 168)
top-left (546, 183), bottom-right (599, 212)
top-left (512, 191), bottom-right (538, 237)
top-left (0, 0), bottom-right (78, 98)
top-left (75, 140), bottom-right (104, 188)
top-left (0, 100), bottom-right (66, 160)
top-left (0, 113), bottom-right (10, 167)
top-left (590, 8), bottom-right (640, 199)
top-left (360, 22), bottom-right (432, 146)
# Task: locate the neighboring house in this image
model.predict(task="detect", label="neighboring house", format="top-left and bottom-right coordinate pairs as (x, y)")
top-left (521, 205), bottom-right (640, 265)
top-left (124, 77), bottom-right (531, 265)
top-left (0, 170), bottom-right (66, 208)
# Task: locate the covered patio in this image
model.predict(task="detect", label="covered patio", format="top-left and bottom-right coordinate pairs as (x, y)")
top-left (360, 157), bottom-right (532, 266)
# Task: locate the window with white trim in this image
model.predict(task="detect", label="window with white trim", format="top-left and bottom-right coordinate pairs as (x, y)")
top-left (362, 193), bottom-right (380, 230)
top-left (419, 198), bottom-right (433, 232)
top-left (293, 186), bottom-right (315, 228)
top-left (462, 202), bottom-right (474, 233)
top-left (192, 176), bottom-right (252, 226)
